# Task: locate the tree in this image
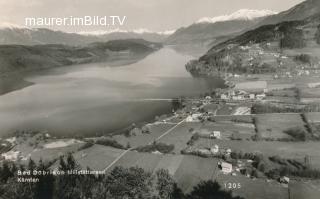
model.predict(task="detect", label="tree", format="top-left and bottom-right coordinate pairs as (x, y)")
top-left (155, 169), bottom-right (175, 199)
top-left (34, 159), bottom-right (54, 199)
top-left (187, 180), bottom-right (244, 199)
top-left (105, 166), bottom-right (154, 199)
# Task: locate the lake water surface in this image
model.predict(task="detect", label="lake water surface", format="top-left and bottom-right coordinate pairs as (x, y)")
top-left (0, 47), bottom-right (224, 137)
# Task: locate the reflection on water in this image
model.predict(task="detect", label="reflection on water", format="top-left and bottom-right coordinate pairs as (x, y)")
top-left (0, 47), bottom-right (224, 137)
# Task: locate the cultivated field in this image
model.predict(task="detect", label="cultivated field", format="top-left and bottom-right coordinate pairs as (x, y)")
top-left (72, 144), bottom-right (125, 170)
top-left (112, 123), bottom-right (176, 148)
top-left (216, 174), bottom-right (288, 199)
top-left (255, 114), bottom-right (306, 139)
top-left (193, 139), bottom-right (320, 168)
top-left (305, 112), bottom-right (320, 123)
top-left (157, 122), bottom-right (202, 153)
top-left (199, 121), bottom-right (255, 140)
top-left (289, 180), bottom-right (320, 199)
top-left (109, 151), bottom-right (219, 193)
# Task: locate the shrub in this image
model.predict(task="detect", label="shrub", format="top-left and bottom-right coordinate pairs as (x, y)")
top-left (283, 127), bottom-right (307, 141)
top-left (135, 142), bottom-right (174, 154)
top-left (96, 138), bottom-right (126, 149)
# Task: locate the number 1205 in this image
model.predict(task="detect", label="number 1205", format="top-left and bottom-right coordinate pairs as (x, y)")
top-left (224, 182), bottom-right (241, 189)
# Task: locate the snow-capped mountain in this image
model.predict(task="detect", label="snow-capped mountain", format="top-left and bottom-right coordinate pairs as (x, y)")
top-left (77, 28), bottom-right (174, 42)
top-left (0, 25), bottom-right (172, 45)
top-left (197, 9), bottom-right (277, 24)
top-left (78, 28), bottom-right (175, 36)
top-left (166, 9), bottom-right (276, 47)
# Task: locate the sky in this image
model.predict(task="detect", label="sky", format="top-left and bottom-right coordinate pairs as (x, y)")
top-left (0, 0), bottom-right (305, 32)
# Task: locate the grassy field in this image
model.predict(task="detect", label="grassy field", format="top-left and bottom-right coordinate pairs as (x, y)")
top-left (72, 144), bottom-right (125, 170)
top-left (216, 104), bottom-right (238, 115)
top-left (215, 173), bottom-right (288, 199)
top-left (289, 180), bottom-right (320, 199)
top-left (110, 151), bottom-right (219, 193)
top-left (199, 121), bottom-right (255, 140)
top-left (305, 112), bottom-right (320, 123)
top-left (173, 155), bottom-right (218, 192)
top-left (157, 122), bottom-right (202, 153)
top-left (112, 123), bottom-right (176, 148)
top-left (194, 139), bottom-right (320, 168)
top-left (10, 136), bottom-right (85, 163)
top-left (235, 81), bottom-right (267, 92)
top-left (255, 114), bottom-right (306, 139)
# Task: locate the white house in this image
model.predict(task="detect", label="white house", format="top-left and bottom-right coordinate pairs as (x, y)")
top-left (1, 151), bottom-right (21, 161)
top-left (221, 162), bottom-right (232, 174)
top-left (225, 148), bottom-right (232, 156)
top-left (221, 94), bottom-right (229, 100)
top-left (210, 145), bottom-right (219, 154)
top-left (205, 96), bottom-right (212, 100)
top-left (256, 93), bottom-right (266, 100)
top-left (210, 131), bottom-right (221, 139)
top-left (279, 176), bottom-right (290, 184)
top-left (186, 114), bottom-right (202, 122)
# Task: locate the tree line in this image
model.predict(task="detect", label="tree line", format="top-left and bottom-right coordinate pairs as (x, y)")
top-left (0, 153), bottom-right (244, 199)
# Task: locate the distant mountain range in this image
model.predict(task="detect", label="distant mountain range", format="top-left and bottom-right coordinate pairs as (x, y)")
top-left (0, 26), bottom-right (172, 46)
top-left (186, 0), bottom-right (320, 76)
top-left (257, 0), bottom-right (320, 26)
top-left (0, 39), bottom-right (162, 75)
top-left (165, 9), bottom-right (277, 47)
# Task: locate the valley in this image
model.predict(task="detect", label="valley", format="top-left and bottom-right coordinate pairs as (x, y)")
top-left (1, 0), bottom-right (320, 198)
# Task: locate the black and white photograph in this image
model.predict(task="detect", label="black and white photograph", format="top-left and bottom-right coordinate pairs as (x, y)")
top-left (0, 0), bottom-right (320, 198)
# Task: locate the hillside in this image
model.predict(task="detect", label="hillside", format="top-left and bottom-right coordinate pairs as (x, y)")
top-left (186, 14), bottom-right (320, 76)
top-left (257, 0), bottom-right (320, 27)
top-left (0, 39), bottom-right (162, 75)
top-left (166, 10), bottom-right (276, 47)
top-left (0, 27), bottom-right (169, 46)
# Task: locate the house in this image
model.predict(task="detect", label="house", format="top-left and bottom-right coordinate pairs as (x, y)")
top-left (221, 94), bottom-right (229, 100)
top-left (249, 94), bottom-right (255, 100)
top-left (232, 95), bottom-right (245, 101)
top-left (220, 162), bottom-right (232, 174)
top-left (205, 96), bottom-right (212, 100)
top-left (210, 131), bottom-right (221, 139)
top-left (225, 148), bottom-right (232, 156)
top-left (210, 145), bottom-right (219, 154)
top-left (186, 116), bottom-right (194, 122)
top-left (1, 151), bottom-right (22, 161)
top-left (256, 93), bottom-right (266, 100)
top-left (186, 114), bottom-right (202, 122)
top-left (279, 176), bottom-right (290, 184)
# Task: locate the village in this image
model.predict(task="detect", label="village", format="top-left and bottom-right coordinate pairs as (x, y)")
top-left (1, 70), bottom-right (320, 198)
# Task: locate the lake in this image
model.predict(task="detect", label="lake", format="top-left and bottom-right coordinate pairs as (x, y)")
top-left (0, 47), bottom-right (224, 137)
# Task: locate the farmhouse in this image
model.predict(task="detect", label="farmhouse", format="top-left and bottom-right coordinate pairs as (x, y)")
top-left (220, 162), bottom-right (232, 174)
top-left (221, 94), bottom-right (229, 100)
top-left (186, 113), bottom-right (202, 122)
top-left (210, 131), bottom-right (221, 139)
top-left (279, 176), bottom-right (290, 184)
top-left (1, 151), bottom-right (21, 161)
top-left (256, 93), bottom-right (266, 100)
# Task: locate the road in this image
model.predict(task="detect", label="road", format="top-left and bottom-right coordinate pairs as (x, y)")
top-left (102, 118), bottom-right (186, 173)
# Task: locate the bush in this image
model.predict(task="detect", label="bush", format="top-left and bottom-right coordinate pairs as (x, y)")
top-left (294, 54), bottom-right (311, 64)
top-left (283, 127), bottom-right (307, 141)
top-left (187, 133), bottom-right (200, 146)
top-left (78, 141), bottom-right (94, 151)
top-left (95, 138), bottom-right (126, 149)
top-left (135, 142), bottom-right (174, 154)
